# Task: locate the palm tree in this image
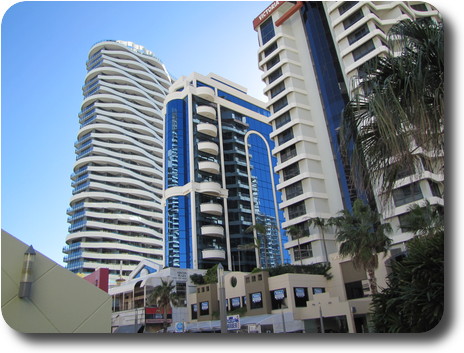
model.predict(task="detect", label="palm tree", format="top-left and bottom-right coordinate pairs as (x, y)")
top-left (306, 217), bottom-right (330, 263)
top-left (146, 278), bottom-right (180, 333)
top-left (340, 19), bottom-right (444, 201)
top-left (286, 225), bottom-right (307, 266)
top-left (331, 199), bottom-right (392, 295)
top-left (246, 223), bottom-right (267, 268)
top-left (400, 201), bottom-right (444, 237)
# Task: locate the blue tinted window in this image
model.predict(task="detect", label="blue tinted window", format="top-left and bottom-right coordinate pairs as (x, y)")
top-left (260, 18), bottom-right (275, 45)
top-left (165, 195), bottom-right (192, 268)
top-left (165, 99), bottom-right (190, 188)
top-left (218, 90), bottom-right (270, 117)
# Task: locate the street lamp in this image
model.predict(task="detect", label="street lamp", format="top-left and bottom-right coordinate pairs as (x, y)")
top-left (18, 245), bottom-right (36, 299)
top-left (217, 263), bottom-right (227, 333)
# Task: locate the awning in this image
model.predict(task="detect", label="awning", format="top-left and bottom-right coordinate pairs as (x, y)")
top-left (113, 324), bottom-right (144, 333)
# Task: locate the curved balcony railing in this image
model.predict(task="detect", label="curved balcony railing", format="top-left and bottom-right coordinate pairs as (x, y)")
top-left (197, 123), bottom-right (217, 137)
top-left (198, 161), bottom-right (220, 175)
top-left (198, 141), bottom-right (219, 155)
top-left (200, 202), bottom-right (223, 216)
top-left (202, 248), bottom-right (226, 260)
top-left (201, 225), bottom-right (224, 238)
top-left (197, 105), bottom-right (216, 120)
top-left (196, 86), bottom-right (215, 101)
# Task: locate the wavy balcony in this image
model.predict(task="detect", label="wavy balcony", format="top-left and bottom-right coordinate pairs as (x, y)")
top-left (198, 160), bottom-right (220, 175)
top-left (198, 141), bottom-right (219, 155)
top-left (202, 249), bottom-right (226, 261)
top-left (200, 202), bottom-right (223, 216)
top-left (197, 105), bottom-right (216, 120)
top-left (201, 225), bottom-right (224, 238)
top-left (197, 123), bottom-right (217, 137)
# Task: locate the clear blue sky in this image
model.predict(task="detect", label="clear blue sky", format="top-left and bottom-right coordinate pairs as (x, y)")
top-left (1, 0), bottom-right (271, 266)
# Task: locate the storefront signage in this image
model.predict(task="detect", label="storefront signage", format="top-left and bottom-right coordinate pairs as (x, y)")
top-left (227, 315), bottom-right (241, 330)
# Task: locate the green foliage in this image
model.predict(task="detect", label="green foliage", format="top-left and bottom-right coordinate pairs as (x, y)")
top-left (204, 264), bottom-right (219, 284)
top-left (264, 263), bottom-right (332, 279)
top-left (331, 199), bottom-right (392, 294)
top-left (340, 19), bottom-right (444, 201)
top-left (190, 265), bottom-right (220, 285)
top-left (189, 273), bottom-right (205, 285)
top-left (371, 231), bottom-right (444, 332)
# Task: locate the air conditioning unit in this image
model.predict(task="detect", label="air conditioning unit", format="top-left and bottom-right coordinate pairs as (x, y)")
top-left (361, 280), bottom-right (372, 296)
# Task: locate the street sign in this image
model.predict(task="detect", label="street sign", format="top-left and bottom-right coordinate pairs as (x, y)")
top-left (175, 322), bottom-right (184, 333)
top-left (226, 315), bottom-right (240, 330)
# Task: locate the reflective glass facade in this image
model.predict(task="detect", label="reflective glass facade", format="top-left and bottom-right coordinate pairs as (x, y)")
top-left (165, 99), bottom-right (189, 188)
top-left (164, 73), bottom-right (287, 271)
top-left (301, 2), bottom-right (355, 209)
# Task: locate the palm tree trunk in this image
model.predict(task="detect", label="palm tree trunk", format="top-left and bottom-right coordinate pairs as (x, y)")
top-left (162, 305), bottom-right (168, 333)
top-left (367, 267), bottom-right (378, 295)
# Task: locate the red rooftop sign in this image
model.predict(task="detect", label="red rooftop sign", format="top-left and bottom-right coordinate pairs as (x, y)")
top-left (253, 1), bottom-right (285, 29)
top-left (253, 1), bottom-right (304, 30)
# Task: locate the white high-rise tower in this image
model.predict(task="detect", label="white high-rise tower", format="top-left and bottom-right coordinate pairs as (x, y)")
top-left (63, 40), bottom-right (172, 283)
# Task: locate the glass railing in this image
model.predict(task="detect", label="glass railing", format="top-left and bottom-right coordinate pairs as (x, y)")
top-left (76, 147), bottom-right (93, 160)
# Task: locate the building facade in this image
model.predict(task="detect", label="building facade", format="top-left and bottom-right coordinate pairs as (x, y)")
top-left (64, 40), bottom-right (172, 283)
top-left (163, 73), bottom-right (286, 272)
top-left (252, 1), bottom-right (443, 264)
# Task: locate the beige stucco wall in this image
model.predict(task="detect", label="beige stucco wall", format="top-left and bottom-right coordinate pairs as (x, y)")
top-left (1, 230), bottom-right (112, 333)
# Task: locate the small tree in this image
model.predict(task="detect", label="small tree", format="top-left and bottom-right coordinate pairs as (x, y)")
top-left (370, 231), bottom-right (444, 332)
top-left (331, 199), bottom-right (392, 295)
top-left (147, 278), bottom-right (179, 333)
top-left (370, 203), bottom-right (444, 332)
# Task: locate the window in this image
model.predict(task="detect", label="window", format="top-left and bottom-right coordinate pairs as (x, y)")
top-left (352, 39), bottom-right (375, 61)
top-left (250, 292), bottom-right (263, 309)
top-left (428, 181), bottom-right (442, 198)
top-left (282, 163), bottom-right (299, 181)
top-left (278, 128), bottom-right (294, 146)
top-left (270, 81), bottom-right (285, 98)
top-left (338, 1), bottom-right (358, 15)
top-left (312, 287), bottom-right (326, 294)
top-left (348, 23), bottom-right (369, 45)
top-left (294, 242), bottom-right (312, 260)
top-left (343, 9), bottom-right (364, 30)
top-left (264, 42), bottom-right (278, 57)
top-left (271, 288), bottom-right (287, 309)
top-left (200, 301), bottom-right (209, 316)
top-left (411, 3), bottom-right (428, 11)
top-left (286, 181), bottom-right (304, 200)
top-left (268, 68), bottom-right (282, 84)
top-left (280, 144), bottom-right (297, 163)
top-left (266, 54), bottom-right (280, 71)
top-left (191, 303), bottom-right (198, 319)
top-left (230, 297), bottom-right (241, 310)
top-left (288, 201), bottom-right (306, 220)
top-left (392, 182), bottom-right (423, 207)
top-left (273, 96), bottom-right (288, 113)
top-left (275, 111), bottom-right (291, 129)
top-left (293, 287), bottom-right (309, 307)
top-left (260, 18), bottom-right (275, 45)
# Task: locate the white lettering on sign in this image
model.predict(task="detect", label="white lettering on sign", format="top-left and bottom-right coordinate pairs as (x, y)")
top-left (252, 1), bottom-right (285, 29)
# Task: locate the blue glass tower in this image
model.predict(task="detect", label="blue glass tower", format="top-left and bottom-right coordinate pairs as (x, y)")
top-left (164, 73), bottom-right (287, 271)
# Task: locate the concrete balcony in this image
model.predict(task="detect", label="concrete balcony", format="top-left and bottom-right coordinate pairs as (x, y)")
top-left (202, 249), bottom-right (226, 260)
top-left (201, 225), bottom-right (224, 238)
top-left (197, 181), bottom-right (223, 196)
top-left (200, 202), bottom-right (223, 216)
top-left (198, 160), bottom-right (220, 175)
top-left (196, 86), bottom-right (215, 101)
top-left (198, 141), bottom-right (219, 155)
top-left (197, 105), bottom-right (216, 120)
top-left (197, 123), bottom-right (217, 137)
